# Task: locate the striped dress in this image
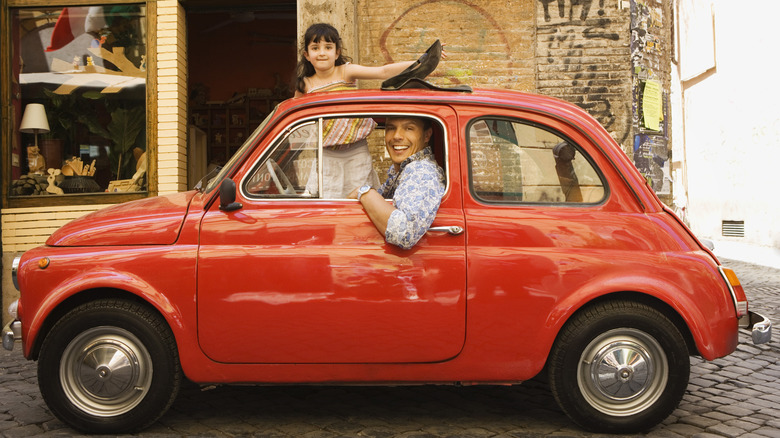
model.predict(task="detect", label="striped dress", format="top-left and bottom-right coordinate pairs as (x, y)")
top-left (302, 79), bottom-right (380, 198)
top-left (308, 81), bottom-right (377, 150)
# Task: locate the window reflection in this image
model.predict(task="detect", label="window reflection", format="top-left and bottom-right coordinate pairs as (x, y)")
top-left (11, 5), bottom-right (147, 197)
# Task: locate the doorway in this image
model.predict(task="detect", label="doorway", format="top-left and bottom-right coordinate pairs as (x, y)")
top-left (185, 1), bottom-right (296, 183)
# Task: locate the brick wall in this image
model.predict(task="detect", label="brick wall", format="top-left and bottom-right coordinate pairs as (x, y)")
top-left (156, 0), bottom-right (188, 194)
top-left (354, 0), bottom-right (672, 197)
top-left (356, 0), bottom-right (636, 149)
top-left (535, 0), bottom-right (633, 151)
top-left (356, 0), bottom-right (535, 91)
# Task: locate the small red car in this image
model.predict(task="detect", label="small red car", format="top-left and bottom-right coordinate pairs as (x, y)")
top-left (5, 86), bottom-right (771, 434)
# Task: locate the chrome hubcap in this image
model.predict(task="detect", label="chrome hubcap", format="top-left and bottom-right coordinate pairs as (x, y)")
top-left (591, 340), bottom-right (651, 399)
top-left (61, 327), bottom-right (152, 417)
top-left (578, 328), bottom-right (667, 416)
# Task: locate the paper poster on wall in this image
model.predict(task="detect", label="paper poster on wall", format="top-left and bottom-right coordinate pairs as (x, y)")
top-left (642, 80), bottom-right (662, 131)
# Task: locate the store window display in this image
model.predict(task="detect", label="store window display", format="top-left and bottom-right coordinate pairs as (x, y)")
top-left (9, 5), bottom-right (148, 199)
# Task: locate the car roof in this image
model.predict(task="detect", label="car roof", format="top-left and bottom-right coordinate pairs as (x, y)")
top-left (283, 87), bottom-right (600, 131)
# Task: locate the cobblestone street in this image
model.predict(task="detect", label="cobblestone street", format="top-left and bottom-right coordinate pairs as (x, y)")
top-left (1, 258), bottom-right (778, 437)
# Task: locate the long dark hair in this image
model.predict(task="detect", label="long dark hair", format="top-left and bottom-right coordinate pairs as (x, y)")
top-left (293, 23), bottom-right (352, 94)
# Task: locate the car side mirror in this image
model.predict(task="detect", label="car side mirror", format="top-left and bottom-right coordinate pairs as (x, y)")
top-left (219, 179), bottom-right (243, 212)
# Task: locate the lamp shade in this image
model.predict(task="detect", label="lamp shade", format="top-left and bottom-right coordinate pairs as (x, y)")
top-left (19, 103), bottom-right (50, 134)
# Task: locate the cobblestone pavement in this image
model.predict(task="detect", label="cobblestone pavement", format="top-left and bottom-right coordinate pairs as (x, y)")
top-left (1, 258), bottom-right (778, 438)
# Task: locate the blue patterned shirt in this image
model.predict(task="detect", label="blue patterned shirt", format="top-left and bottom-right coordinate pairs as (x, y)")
top-left (378, 147), bottom-right (445, 249)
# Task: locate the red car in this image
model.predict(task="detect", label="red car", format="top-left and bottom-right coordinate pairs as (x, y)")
top-left (5, 86), bottom-right (771, 434)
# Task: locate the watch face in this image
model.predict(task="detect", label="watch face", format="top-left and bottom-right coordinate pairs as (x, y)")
top-left (358, 185), bottom-right (370, 200)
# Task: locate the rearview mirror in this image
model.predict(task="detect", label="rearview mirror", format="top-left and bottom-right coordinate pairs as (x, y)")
top-left (219, 179), bottom-right (243, 212)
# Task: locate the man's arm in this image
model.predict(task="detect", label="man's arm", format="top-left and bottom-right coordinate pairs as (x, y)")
top-left (357, 188), bottom-right (394, 235)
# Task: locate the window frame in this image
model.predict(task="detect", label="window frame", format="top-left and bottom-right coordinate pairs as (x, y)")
top-left (465, 116), bottom-right (608, 206)
top-left (239, 112), bottom-right (451, 202)
top-left (1, 0), bottom-right (156, 208)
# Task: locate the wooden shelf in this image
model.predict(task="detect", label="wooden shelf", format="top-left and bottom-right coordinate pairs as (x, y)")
top-left (190, 91), bottom-right (289, 166)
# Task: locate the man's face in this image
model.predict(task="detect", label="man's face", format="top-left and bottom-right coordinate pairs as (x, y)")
top-left (384, 117), bottom-right (432, 166)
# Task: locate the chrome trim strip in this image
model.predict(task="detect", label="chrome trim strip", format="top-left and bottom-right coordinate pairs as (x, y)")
top-left (12, 255), bottom-right (21, 290)
top-left (718, 265), bottom-right (743, 317)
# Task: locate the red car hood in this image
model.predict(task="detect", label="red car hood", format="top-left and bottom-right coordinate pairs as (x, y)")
top-left (46, 191), bottom-right (197, 246)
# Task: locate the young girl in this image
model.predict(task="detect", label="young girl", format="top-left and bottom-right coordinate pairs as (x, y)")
top-left (294, 23), bottom-right (422, 199)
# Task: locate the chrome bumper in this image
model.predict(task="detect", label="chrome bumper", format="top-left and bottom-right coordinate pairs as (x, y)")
top-left (2, 320), bottom-right (21, 351)
top-left (740, 311), bottom-right (772, 345)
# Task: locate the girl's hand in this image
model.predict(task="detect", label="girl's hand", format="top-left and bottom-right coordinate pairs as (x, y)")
top-left (441, 43), bottom-right (448, 59)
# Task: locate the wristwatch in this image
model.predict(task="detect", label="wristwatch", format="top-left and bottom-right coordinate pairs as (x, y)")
top-left (357, 184), bottom-right (372, 201)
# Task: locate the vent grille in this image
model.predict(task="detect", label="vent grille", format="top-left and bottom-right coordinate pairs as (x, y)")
top-left (722, 220), bottom-right (745, 237)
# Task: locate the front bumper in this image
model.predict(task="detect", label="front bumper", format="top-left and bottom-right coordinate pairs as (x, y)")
top-left (740, 311), bottom-right (772, 344)
top-left (2, 320), bottom-right (21, 351)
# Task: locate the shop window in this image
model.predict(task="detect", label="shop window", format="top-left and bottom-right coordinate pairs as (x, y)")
top-left (8, 5), bottom-right (148, 201)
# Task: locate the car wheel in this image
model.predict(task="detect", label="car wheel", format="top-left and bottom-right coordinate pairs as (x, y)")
top-left (38, 299), bottom-right (181, 434)
top-left (548, 300), bottom-right (689, 433)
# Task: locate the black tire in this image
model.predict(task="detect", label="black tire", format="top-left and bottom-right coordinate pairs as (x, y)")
top-left (548, 300), bottom-right (689, 433)
top-left (38, 299), bottom-right (181, 434)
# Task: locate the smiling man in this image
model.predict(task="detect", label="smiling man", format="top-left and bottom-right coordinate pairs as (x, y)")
top-left (349, 116), bottom-right (446, 249)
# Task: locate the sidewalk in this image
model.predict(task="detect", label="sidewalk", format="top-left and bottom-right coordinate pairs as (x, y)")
top-left (712, 240), bottom-right (780, 270)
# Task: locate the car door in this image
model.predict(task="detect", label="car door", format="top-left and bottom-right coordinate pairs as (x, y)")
top-left (196, 109), bottom-right (467, 364)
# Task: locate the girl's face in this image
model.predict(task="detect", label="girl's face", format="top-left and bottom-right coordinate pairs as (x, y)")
top-left (304, 38), bottom-right (339, 71)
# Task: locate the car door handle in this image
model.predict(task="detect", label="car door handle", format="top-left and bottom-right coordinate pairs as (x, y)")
top-left (428, 226), bottom-right (464, 235)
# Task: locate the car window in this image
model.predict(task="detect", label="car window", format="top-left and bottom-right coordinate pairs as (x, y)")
top-left (243, 115), bottom-right (446, 200)
top-left (468, 119), bottom-right (605, 204)
top-left (244, 121), bottom-right (318, 197)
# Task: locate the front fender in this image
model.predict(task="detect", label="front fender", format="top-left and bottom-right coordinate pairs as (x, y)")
top-left (17, 245), bottom-right (197, 360)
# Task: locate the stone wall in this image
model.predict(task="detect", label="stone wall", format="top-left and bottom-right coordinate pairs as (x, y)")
top-left (298, 0), bottom-right (358, 67)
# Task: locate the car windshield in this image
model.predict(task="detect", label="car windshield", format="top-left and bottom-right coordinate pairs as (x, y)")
top-left (203, 106), bottom-right (278, 193)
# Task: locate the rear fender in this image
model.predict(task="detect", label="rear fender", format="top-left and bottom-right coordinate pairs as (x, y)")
top-left (544, 269), bottom-right (738, 361)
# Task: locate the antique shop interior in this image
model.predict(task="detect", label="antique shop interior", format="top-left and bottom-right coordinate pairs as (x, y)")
top-left (8, 1), bottom-right (296, 202)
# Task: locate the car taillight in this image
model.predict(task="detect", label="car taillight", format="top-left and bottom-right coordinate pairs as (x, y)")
top-left (719, 267), bottom-right (748, 317)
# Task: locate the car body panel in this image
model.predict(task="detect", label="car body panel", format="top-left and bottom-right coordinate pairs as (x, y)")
top-left (196, 197), bottom-right (467, 364)
top-left (45, 191), bottom-right (195, 246)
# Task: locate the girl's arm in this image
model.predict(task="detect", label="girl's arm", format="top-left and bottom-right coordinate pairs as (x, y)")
top-left (343, 61), bottom-right (415, 82)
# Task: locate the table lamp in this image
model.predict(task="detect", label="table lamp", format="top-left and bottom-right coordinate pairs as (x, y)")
top-left (19, 103), bottom-right (50, 146)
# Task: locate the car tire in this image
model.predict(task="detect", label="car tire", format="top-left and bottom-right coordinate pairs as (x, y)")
top-left (38, 299), bottom-right (181, 434)
top-left (548, 300), bottom-right (689, 433)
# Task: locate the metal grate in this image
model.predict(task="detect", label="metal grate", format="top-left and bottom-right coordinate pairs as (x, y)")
top-left (722, 220), bottom-right (745, 237)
